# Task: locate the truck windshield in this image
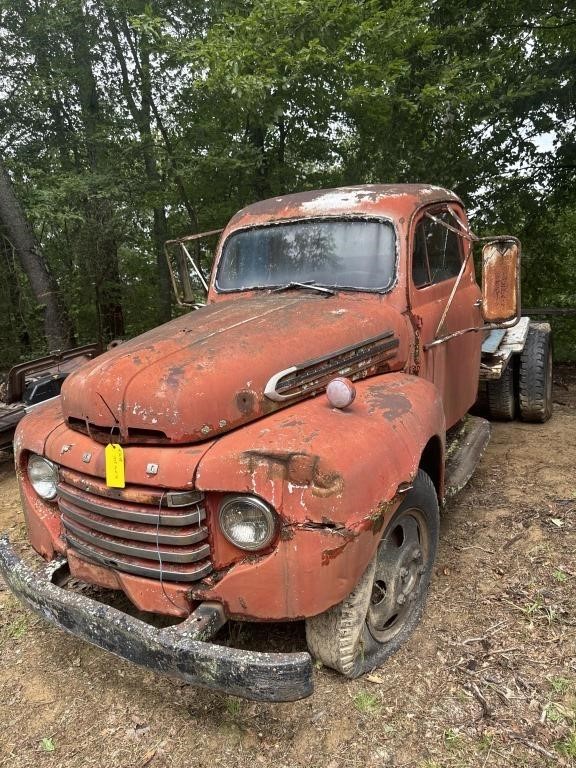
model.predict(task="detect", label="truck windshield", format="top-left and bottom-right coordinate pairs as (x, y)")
top-left (216, 219), bottom-right (396, 292)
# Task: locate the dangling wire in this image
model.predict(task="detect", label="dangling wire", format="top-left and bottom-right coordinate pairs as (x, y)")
top-left (156, 490), bottom-right (185, 612)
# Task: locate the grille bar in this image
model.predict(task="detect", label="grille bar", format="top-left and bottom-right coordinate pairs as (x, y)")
top-left (63, 517), bottom-right (211, 563)
top-left (60, 500), bottom-right (208, 546)
top-left (57, 484), bottom-right (205, 526)
top-left (66, 536), bottom-right (213, 583)
top-left (59, 467), bottom-right (204, 507)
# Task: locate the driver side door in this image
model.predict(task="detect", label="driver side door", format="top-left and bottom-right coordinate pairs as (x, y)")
top-left (409, 204), bottom-right (482, 429)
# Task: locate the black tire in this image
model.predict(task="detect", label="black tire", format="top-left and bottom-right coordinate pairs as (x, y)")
top-left (518, 323), bottom-right (553, 423)
top-left (486, 358), bottom-right (516, 421)
top-left (305, 470), bottom-right (439, 677)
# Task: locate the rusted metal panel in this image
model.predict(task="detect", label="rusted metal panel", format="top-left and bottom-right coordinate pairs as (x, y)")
top-left (193, 373), bottom-right (445, 619)
top-left (225, 184), bottom-right (461, 232)
top-left (444, 415), bottom-right (491, 498)
top-left (66, 552), bottom-right (193, 617)
top-left (479, 317), bottom-right (530, 380)
top-left (481, 241), bottom-right (520, 323)
top-left (59, 295), bottom-right (409, 445)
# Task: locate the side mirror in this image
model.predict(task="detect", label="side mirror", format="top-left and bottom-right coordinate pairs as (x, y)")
top-left (165, 229), bottom-right (223, 307)
top-left (481, 238), bottom-right (520, 325)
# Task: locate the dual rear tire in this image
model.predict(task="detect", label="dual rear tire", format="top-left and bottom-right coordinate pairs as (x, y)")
top-left (485, 322), bottom-right (553, 423)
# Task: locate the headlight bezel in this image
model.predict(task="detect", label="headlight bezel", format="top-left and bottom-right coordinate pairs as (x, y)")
top-left (27, 454), bottom-right (58, 501)
top-left (218, 494), bottom-right (277, 552)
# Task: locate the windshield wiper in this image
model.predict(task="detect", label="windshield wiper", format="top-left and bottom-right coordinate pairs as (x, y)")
top-left (270, 281), bottom-right (336, 297)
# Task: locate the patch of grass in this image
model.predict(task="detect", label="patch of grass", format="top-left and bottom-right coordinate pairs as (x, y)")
top-left (546, 705), bottom-right (563, 723)
top-left (556, 728), bottom-right (576, 759)
top-left (478, 732), bottom-right (494, 752)
top-left (39, 738), bottom-right (55, 753)
top-left (553, 569), bottom-right (568, 583)
top-left (224, 697), bottom-right (242, 718)
top-left (549, 677), bottom-right (572, 696)
top-left (6, 617), bottom-right (28, 640)
top-left (353, 690), bottom-right (381, 714)
top-left (443, 728), bottom-right (463, 750)
top-left (520, 598), bottom-right (558, 625)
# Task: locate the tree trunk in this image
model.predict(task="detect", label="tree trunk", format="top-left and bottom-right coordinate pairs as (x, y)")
top-left (69, 1), bottom-right (125, 342)
top-left (106, 11), bottom-right (173, 323)
top-left (0, 158), bottom-right (72, 350)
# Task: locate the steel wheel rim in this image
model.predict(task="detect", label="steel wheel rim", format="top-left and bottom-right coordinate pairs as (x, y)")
top-left (366, 507), bottom-right (430, 643)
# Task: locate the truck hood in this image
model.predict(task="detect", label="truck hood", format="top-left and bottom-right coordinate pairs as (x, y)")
top-left (61, 293), bottom-right (407, 444)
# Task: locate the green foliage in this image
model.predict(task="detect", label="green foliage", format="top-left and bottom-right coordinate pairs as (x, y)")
top-left (0, 0), bottom-right (575, 365)
top-left (353, 690), bottom-right (381, 714)
top-left (40, 737), bottom-right (55, 752)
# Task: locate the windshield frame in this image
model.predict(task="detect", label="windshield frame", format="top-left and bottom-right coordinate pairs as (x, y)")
top-left (213, 215), bottom-right (399, 295)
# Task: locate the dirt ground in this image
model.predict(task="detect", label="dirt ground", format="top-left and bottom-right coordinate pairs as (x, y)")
top-left (0, 369), bottom-right (575, 768)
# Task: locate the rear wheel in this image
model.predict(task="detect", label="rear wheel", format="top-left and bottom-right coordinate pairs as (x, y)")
top-left (518, 323), bottom-right (553, 423)
top-left (486, 358), bottom-right (516, 421)
top-left (305, 470), bottom-right (439, 677)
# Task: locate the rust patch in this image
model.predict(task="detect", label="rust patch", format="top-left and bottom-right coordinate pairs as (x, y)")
top-left (365, 389), bottom-right (411, 420)
top-left (406, 312), bottom-right (423, 375)
top-left (481, 241), bottom-right (519, 323)
top-left (280, 418), bottom-right (304, 429)
top-left (166, 365), bottom-right (185, 388)
top-left (367, 498), bottom-right (397, 534)
top-left (310, 468), bottom-right (344, 498)
top-left (242, 450), bottom-right (344, 497)
top-left (321, 542), bottom-right (348, 565)
top-left (235, 390), bottom-right (256, 415)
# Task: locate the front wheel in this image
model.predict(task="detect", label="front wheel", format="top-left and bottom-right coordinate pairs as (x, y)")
top-left (305, 470), bottom-right (439, 677)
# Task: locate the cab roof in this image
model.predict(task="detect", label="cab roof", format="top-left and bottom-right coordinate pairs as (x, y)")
top-left (227, 184), bottom-right (462, 229)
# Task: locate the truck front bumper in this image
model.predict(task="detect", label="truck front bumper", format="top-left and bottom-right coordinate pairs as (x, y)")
top-left (0, 536), bottom-right (314, 702)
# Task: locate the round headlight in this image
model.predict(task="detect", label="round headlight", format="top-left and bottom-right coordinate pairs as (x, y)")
top-left (219, 495), bottom-right (276, 551)
top-left (27, 454), bottom-right (58, 500)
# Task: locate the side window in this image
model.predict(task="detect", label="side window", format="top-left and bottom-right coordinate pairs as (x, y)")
top-left (412, 210), bottom-right (462, 288)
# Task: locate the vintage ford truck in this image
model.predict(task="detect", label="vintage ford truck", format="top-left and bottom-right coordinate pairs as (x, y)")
top-left (0, 185), bottom-right (552, 701)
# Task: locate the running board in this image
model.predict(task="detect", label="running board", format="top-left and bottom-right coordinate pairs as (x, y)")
top-left (444, 415), bottom-right (491, 500)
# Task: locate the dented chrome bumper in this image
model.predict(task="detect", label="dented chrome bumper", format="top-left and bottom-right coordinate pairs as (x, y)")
top-left (0, 535), bottom-right (313, 702)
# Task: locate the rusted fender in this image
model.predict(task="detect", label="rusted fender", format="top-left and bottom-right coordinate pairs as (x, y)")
top-left (196, 372), bottom-right (445, 525)
top-left (194, 372), bottom-right (445, 619)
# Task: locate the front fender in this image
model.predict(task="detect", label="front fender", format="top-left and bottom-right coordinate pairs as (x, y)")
top-left (194, 373), bottom-right (445, 620)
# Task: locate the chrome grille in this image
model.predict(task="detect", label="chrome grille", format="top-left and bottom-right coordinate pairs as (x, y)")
top-left (57, 468), bottom-right (212, 583)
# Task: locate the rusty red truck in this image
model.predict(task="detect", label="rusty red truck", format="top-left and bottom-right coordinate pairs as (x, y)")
top-left (0, 185), bottom-right (552, 701)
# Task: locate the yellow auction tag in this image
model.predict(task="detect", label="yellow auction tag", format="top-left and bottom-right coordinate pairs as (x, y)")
top-left (105, 443), bottom-right (125, 488)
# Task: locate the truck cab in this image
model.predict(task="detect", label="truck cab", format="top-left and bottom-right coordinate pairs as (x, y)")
top-left (0, 185), bottom-right (551, 701)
